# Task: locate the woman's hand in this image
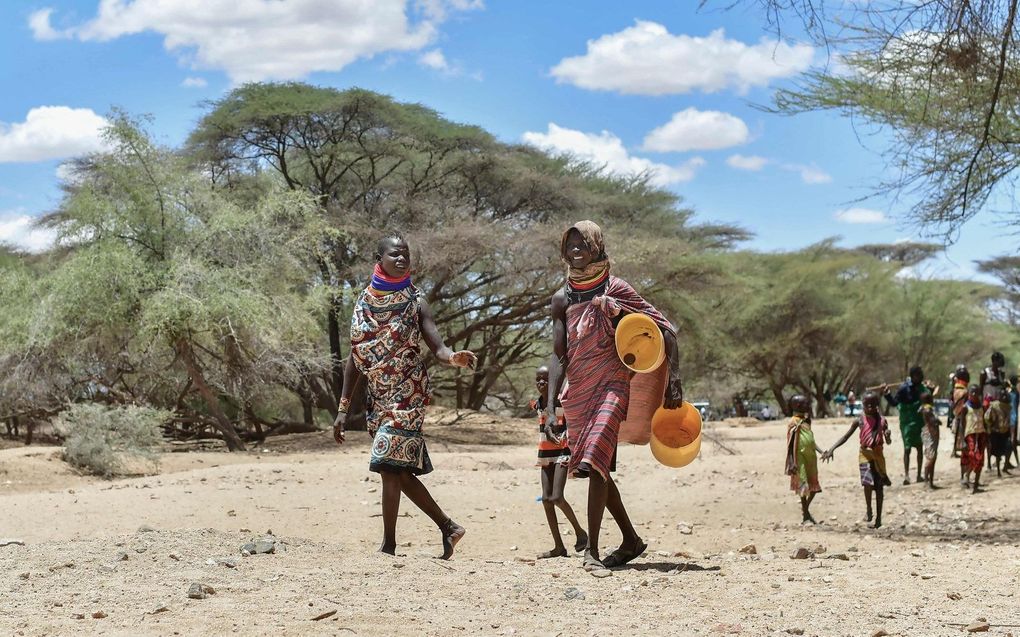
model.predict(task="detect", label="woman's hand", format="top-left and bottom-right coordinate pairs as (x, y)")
top-left (544, 412), bottom-right (562, 443)
top-left (821, 450), bottom-right (833, 462)
top-left (449, 350), bottom-right (477, 369)
top-left (663, 375), bottom-right (684, 409)
top-left (332, 412), bottom-right (348, 445)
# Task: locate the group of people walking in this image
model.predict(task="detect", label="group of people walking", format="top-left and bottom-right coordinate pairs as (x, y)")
top-left (786, 357), bottom-right (1020, 529)
top-left (332, 221), bottom-right (681, 571)
top-left (328, 219), bottom-right (1018, 567)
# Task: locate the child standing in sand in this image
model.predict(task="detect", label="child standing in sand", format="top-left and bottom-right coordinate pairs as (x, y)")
top-left (823, 391), bottom-right (892, 528)
top-left (531, 366), bottom-right (588, 558)
top-left (785, 395), bottom-right (824, 525)
top-left (919, 393), bottom-right (940, 489)
top-left (333, 234), bottom-right (476, 559)
top-left (984, 387), bottom-right (1010, 478)
top-left (960, 385), bottom-right (986, 493)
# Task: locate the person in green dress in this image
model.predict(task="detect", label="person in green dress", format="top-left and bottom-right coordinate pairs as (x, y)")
top-left (883, 366), bottom-right (931, 485)
top-left (785, 395), bottom-right (824, 524)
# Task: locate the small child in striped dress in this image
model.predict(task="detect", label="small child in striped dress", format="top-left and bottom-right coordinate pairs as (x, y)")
top-left (531, 366), bottom-right (587, 558)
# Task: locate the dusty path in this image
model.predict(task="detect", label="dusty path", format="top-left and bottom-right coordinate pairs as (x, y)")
top-left (2, 415), bottom-right (1018, 636)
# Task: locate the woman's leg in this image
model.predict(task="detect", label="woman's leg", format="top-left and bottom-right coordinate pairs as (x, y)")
top-left (605, 475), bottom-right (641, 549)
top-left (873, 486), bottom-right (884, 528)
top-left (398, 472), bottom-right (465, 559)
top-left (538, 465), bottom-right (567, 558)
top-left (585, 472), bottom-right (610, 564)
top-left (379, 472), bottom-right (402, 554)
top-left (863, 486), bottom-right (874, 522)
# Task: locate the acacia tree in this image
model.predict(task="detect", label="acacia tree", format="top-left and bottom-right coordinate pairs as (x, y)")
top-left (714, 0), bottom-right (1020, 238)
top-left (27, 115), bottom-right (330, 450)
top-left (978, 255), bottom-right (1020, 326)
top-left (188, 83), bottom-right (744, 412)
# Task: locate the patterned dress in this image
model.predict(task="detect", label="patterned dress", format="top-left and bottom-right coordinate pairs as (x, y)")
top-left (350, 286), bottom-right (434, 475)
top-left (559, 276), bottom-right (673, 479)
top-left (920, 405), bottom-right (940, 468)
top-left (961, 404), bottom-right (986, 473)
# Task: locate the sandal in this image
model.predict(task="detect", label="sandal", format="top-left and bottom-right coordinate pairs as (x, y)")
top-left (601, 539), bottom-right (647, 568)
top-left (537, 547), bottom-right (568, 560)
top-left (582, 549), bottom-right (604, 572)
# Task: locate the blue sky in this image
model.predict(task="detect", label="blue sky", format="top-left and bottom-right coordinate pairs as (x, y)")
top-left (0, 0), bottom-right (1013, 279)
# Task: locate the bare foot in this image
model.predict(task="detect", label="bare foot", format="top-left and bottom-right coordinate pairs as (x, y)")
top-left (538, 547), bottom-right (568, 559)
top-left (868, 520), bottom-right (882, 529)
top-left (439, 519), bottom-right (465, 560)
top-left (865, 511), bottom-right (873, 523)
top-left (379, 542), bottom-right (396, 555)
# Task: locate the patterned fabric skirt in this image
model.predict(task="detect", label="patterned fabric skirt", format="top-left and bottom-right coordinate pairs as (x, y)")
top-left (961, 433), bottom-right (987, 473)
top-left (922, 426), bottom-right (939, 463)
top-left (368, 405), bottom-right (433, 475)
top-left (859, 447), bottom-right (891, 487)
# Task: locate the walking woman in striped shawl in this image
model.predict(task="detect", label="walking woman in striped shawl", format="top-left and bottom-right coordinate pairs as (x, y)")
top-left (544, 221), bottom-right (684, 571)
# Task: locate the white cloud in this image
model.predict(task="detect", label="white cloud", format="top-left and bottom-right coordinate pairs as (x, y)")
top-left (0, 106), bottom-right (109, 163)
top-left (0, 211), bottom-right (57, 253)
top-left (794, 164), bottom-right (832, 184)
top-left (418, 48), bottom-right (450, 71)
top-left (726, 154), bottom-right (769, 171)
top-left (781, 163), bottom-right (831, 184)
top-left (522, 123), bottom-right (704, 187)
top-left (31, 0), bottom-right (483, 83)
top-left (181, 76), bottom-right (208, 88)
top-left (642, 108), bottom-right (749, 152)
top-left (28, 8), bottom-right (63, 41)
top-left (550, 22), bottom-right (814, 95)
top-left (834, 207), bottom-right (888, 224)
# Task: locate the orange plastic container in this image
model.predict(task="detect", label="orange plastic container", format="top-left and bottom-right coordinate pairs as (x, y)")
top-left (649, 401), bottom-right (702, 468)
top-left (615, 313), bottom-right (665, 374)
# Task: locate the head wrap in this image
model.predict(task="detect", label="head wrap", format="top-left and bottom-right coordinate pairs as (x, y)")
top-left (561, 220), bottom-right (610, 290)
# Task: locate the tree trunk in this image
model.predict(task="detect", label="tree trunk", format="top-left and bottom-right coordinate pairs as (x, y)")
top-left (732, 395), bottom-right (748, 418)
top-left (301, 392), bottom-right (314, 426)
top-left (175, 337), bottom-right (247, 451)
top-left (327, 298), bottom-right (344, 400)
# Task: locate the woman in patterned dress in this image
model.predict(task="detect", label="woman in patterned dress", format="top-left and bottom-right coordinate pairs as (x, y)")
top-left (333, 235), bottom-right (476, 559)
top-left (544, 221), bottom-right (684, 571)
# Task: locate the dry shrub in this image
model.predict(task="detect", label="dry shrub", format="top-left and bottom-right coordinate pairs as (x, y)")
top-left (55, 403), bottom-right (169, 478)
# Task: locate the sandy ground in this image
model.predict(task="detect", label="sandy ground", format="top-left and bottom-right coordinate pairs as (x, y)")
top-left (2, 411), bottom-right (1019, 637)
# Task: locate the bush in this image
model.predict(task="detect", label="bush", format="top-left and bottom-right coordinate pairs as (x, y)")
top-left (55, 403), bottom-right (169, 477)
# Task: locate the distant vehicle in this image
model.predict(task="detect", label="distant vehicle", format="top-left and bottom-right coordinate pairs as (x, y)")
top-left (691, 401), bottom-right (712, 421)
top-left (744, 401), bottom-right (779, 420)
top-left (934, 398), bottom-right (951, 418)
